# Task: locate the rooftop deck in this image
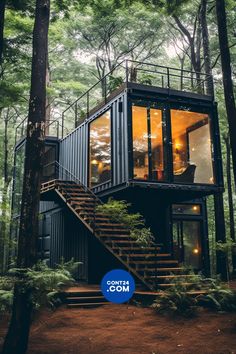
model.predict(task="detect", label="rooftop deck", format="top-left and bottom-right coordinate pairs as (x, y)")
top-left (15, 60), bottom-right (213, 144)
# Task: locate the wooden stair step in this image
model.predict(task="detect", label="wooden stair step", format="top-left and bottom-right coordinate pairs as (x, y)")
top-left (97, 234), bottom-right (131, 239)
top-left (66, 296), bottom-right (106, 303)
top-left (127, 253), bottom-right (171, 258)
top-left (148, 274), bottom-right (199, 279)
top-left (140, 267), bottom-right (183, 272)
top-left (61, 188), bottom-right (88, 193)
top-left (64, 193), bottom-right (95, 198)
top-left (70, 197), bottom-right (95, 202)
top-left (95, 223), bottom-right (126, 227)
top-left (76, 207), bottom-right (96, 211)
top-left (105, 240), bottom-right (149, 245)
top-left (97, 228), bottom-right (129, 233)
top-left (67, 302), bottom-right (110, 308)
top-left (111, 246), bottom-right (161, 251)
top-left (130, 260), bottom-right (178, 265)
top-left (158, 282), bottom-right (194, 288)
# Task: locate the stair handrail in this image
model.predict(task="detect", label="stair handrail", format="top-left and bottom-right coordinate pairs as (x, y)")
top-left (44, 161), bottom-right (101, 202)
top-left (42, 161), bottom-right (162, 288)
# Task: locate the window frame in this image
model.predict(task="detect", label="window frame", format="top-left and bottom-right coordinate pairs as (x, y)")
top-left (129, 98), bottom-right (217, 186)
top-left (130, 100), bottom-right (167, 182)
top-left (169, 104), bottom-right (216, 185)
top-left (88, 108), bottom-right (112, 188)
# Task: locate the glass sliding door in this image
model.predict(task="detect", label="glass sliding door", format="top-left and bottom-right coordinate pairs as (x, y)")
top-left (89, 110), bottom-right (111, 187)
top-left (132, 105), bottom-right (164, 181)
top-left (172, 220), bottom-right (202, 269)
top-left (170, 109), bottom-right (214, 184)
top-left (132, 106), bottom-right (148, 179)
top-left (150, 108), bottom-right (164, 181)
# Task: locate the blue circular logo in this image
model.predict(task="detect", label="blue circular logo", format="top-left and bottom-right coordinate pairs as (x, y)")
top-left (101, 269), bottom-right (135, 304)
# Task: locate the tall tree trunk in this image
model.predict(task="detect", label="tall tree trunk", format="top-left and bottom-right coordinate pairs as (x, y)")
top-left (216, 0), bottom-right (236, 187)
top-left (224, 133), bottom-right (236, 271)
top-left (2, 1), bottom-right (50, 353)
top-left (45, 58), bottom-right (51, 135)
top-left (0, 0), bottom-right (6, 68)
top-left (200, 0), bottom-right (214, 95)
top-left (0, 111), bottom-right (10, 273)
top-left (200, 0), bottom-right (228, 280)
top-left (215, 193), bottom-right (228, 280)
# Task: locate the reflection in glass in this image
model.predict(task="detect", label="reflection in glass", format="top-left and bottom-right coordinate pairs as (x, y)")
top-left (171, 109), bottom-right (214, 184)
top-left (172, 204), bottom-right (201, 215)
top-left (172, 220), bottom-right (202, 269)
top-left (89, 111), bottom-right (111, 187)
top-left (183, 221), bottom-right (202, 269)
top-left (132, 106), bottom-right (148, 179)
top-left (150, 109), bottom-right (164, 180)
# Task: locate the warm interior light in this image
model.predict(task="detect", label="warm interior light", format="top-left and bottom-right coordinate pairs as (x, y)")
top-left (192, 205), bottom-right (198, 211)
top-left (91, 159), bottom-right (98, 165)
top-left (193, 248), bottom-right (199, 254)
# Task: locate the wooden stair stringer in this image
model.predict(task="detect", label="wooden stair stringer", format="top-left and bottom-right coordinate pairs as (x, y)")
top-left (41, 180), bottom-right (156, 291)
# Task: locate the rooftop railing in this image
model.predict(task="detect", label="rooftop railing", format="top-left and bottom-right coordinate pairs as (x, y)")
top-left (15, 59), bottom-right (213, 143)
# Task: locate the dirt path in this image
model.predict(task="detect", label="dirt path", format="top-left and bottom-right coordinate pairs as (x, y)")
top-left (1, 304), bottom-right (235, 354)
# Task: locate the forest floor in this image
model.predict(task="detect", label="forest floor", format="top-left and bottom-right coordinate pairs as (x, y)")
top-left (0, 303), bottom-right (236, 354)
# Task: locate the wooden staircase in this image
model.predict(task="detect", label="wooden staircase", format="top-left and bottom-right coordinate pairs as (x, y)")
top-left (64, 287), bottom-right (110, 308)
top-left (41, 179), bottom-right (189, 291)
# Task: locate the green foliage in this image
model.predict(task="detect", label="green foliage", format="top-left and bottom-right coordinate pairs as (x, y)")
top-left (130, 228), bottom-right (154, 246)
top-left (138, 73), bottom-right (154, 85)
top-left (56, 257), bottom-right (82, 279)
top-left (0, 260), bottom-right (79, 312)
top-left (0, 290), bottom-right (13, 312)
top-left (96, 198), bottom-right (154, 245)
top-left (152, 284), bottom-right (198, 318)
top-left (108, 76), bottom-right (124, 92)
top-left (196, 279), bottom-right (236, 312)
top-left (216, 240), bottom-right (236, 253)
top-left (152, 274), bottom-right (236, 317)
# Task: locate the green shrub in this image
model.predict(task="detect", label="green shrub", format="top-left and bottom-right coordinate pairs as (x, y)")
top-left (196, 282), bottom-right (236, 312)
top-left (151, 273), bottom-right (236, 316)
top-left (0, 290), bottom-right (13, 312)
top-left (108, 76), bottom-right (123, 92)
top-left (0, 259), bottom-right (79, 312)
top-left (152, 285), bottom-right (198, 318)
top-left (96, 198), bottom-right (154, 245)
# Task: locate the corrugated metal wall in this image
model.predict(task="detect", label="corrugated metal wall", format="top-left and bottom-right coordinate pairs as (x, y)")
top-left (59, 91), bottom-right (129, 193)
top-left (64, 211), bottom-right (88, 280)
top-left (39, 207), bottom-right (89, 281)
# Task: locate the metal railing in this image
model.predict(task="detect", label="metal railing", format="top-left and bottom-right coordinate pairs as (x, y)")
top-left (15, 60), bottom-right (213, 144)
top-left (42, 160), bottom-right (162, 289)
top-left (15, 118), bottom-right (65, 145)
top-left (61, 59), bottom-right (212, 138)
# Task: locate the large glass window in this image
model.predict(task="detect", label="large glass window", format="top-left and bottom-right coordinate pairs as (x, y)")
top-left (132, 106), bottom-right (148, 179)
top-left (132, 105), bottom-right (164, 180)
top-left (89, 110), bottom-right (111, 187)
top-left (171, 109), bottom-right (214, 184)
top-left (172, 204), bottom-right (201, 215)
top-left (173, 220), bottom-right (202, 269)
top-left (150, 109), bottom-right (164, 180)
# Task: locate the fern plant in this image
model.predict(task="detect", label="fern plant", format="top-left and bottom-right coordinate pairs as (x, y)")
top-left (0, 259), bottom-right (79, 312)
top-left (152, 285), bottom-right (198, 318)
top-left (96, 198), bottom-right (154, 245)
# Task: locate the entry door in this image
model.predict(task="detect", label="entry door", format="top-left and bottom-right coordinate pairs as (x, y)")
top-left (172, 220), bottom-right (202, 269)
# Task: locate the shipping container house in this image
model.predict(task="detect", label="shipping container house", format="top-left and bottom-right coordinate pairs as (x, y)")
top-left (11, 61), bottom-right (224, 289)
